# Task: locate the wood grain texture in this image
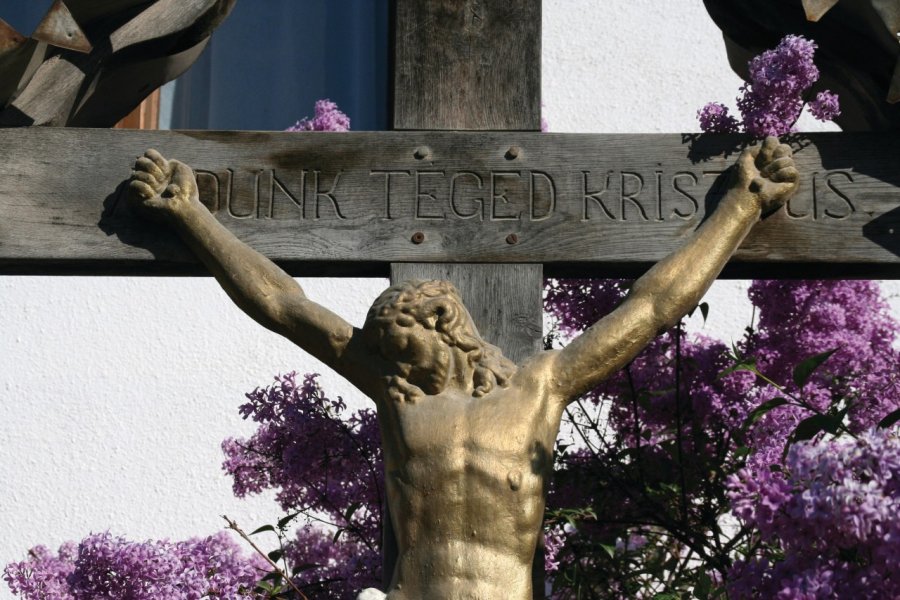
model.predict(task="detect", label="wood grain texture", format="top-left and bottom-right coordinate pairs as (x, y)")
top-left (0, 0), bottom-right (232, 127)
top-left (110, 0), bottom-right (218, 52)
top-left (393, 0), bottom-right (541, 131)
top-left (1, 129), bottom-right (898, 277)
top-left (391, 1), bottom-right (544, 590)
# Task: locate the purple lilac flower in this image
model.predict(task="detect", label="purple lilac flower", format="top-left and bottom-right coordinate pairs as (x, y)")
top-left (698, 35), bottom-right (840, 136)
top-left (697, 102), bottom-right (741, 133)
top-left (4, 532), bottom-right (266, 599)
top-left (285, 526), bottom-right (380, 599)
top-left (743, 280), bottom-right (900, 468)
top-left (808, 90), bottom-right (841, 121)
top-left (222, 372), bottom-right (383, 596)
top-left (286, 99), bottom-right (350, 132)
top-left (727, 428), bottom-right (900, 599)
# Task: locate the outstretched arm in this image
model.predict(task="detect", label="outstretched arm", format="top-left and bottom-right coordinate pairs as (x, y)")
top-left (548, 137), bottom-right (799, 402)
top-left (129, 150), bottom-right (365, 384)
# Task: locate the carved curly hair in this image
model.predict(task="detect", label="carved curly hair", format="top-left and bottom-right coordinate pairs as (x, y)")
top-left (363, 279), bottom-right (516, 402)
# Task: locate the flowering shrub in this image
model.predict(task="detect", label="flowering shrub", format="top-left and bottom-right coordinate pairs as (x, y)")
top-left (222, 372), bottom-right (382, 598)
top-left (698, 35), bottom-right (840, 136)
top-left (728, 428), bottom-right (900, 599)
top-left (285, 99), bottom-right (350, 132)
top-left (543, 278), bottom-right (900, 598)
top-left (3, 532), bottom-right (266, 599)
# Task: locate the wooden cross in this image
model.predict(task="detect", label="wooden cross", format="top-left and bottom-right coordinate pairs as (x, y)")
top-left (2, 0), bottom-right (900, 595)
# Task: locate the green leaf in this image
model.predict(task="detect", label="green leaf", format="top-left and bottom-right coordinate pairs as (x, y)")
top-left (878, 408), bottom-right (900, 430)
top-left (267, 549), bottom-right (283, 563)
top-left (260, 571), bottom-right (282, 583)
top-left (250, 524), bottom-right (275, 536)
top-left (790, 414), bottom-right (841, 445)
top-left (792, 348), bottom-right (838, 387)
top-left (600, 543), bottom-right (616, 558)
top-left (694, 571), bottom-right (712, 599)
top-left (699, 302), bottom-right (709, 324)
top-left (344, 501), bottom-right (362, 522)
top-left (332, 528), bottom-right (345, 543)
top-left (277, 512), bottom-right (300, 530)
top-left (741, 398), bottom-right (789, 431)
top-left (718, 359), bottom-right (757, 379)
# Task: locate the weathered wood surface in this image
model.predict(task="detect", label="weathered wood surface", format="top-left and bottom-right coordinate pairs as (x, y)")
top-left (1, 128), bottom-right (899, 277)
top-left (393, 0), bottom-right (541, 131)
top-left (0, 0), bottom-right (234, 127)
top-left (390, 0), bottom-right (545, 592)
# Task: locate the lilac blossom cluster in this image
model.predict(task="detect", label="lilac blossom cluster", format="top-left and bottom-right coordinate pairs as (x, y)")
top-left (221, 372), bottom-right (382, 597)
top-left (741, 280), bottom-right (900, 467)
top-left (698, 35), bottom-right (840, 136)
top-left (545, 279), bottom-right (900, 468)
top-left (285, 99), bottom-right (350, 132)
top-left (544, 278), bottom-right (900, 595)
top-left (727, 428), bottom-right (900, 599)
top-left (3, 532), bottom-right (266, 599)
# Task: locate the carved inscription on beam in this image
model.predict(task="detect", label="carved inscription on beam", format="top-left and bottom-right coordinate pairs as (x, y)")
top-left (0, 129), bottom-right (898, 276)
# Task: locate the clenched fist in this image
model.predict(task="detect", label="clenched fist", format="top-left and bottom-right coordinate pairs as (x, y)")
top-left (129, 149), bottom-right (200, 222)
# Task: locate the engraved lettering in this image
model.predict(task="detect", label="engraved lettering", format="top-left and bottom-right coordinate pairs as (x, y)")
top-left (228, 169), bottom-right (260, 219)
top-left (671, 172), bottom-right (699, 219)
top-left (530, 171), bottom-right (555, 221)
top-left (823, 171), bottom-right (855, 219)
top-left (416, 170), bottom-right (446, 219)
top-left (371, 170), bottom-right (410, 220)
top-left (257, 170), bottom-right (272, 219)
top-left (582, 171), bottom-right (615, 220)
top-left (450, 171), bottom-right (484, 219)
top-left (655, 171), bottom-right (664, 222)
top-left (271, 171), bottom-right (305, 218)
top-left (702, 170), bottom-right (728, 200)
top-left (621, 172), bottom-right (648, 221)
top-left (314, 170), bottom-right (346, 220)
top-left (786, 194), bottom-right (811, 219)
top-left (491, 171), bottom-right (522, 221)
top-left (195, 169), bottom-right (225, 213)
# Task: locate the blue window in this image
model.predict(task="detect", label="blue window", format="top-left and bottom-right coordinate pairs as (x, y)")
top-left (3, 1), bottom-right (390, 130)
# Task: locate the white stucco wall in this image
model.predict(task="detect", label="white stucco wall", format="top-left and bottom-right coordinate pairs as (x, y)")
top-left (2, 1), bottom-right (899, 595)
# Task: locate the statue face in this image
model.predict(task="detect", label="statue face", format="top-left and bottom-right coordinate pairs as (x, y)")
top-left (382, 323), bottom-right (454, 395)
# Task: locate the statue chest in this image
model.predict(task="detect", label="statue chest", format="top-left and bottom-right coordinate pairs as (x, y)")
top-left (386, 387), bottom-right (555, 474)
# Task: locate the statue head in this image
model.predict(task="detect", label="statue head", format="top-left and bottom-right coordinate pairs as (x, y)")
top-left (363, 279), bottom-right (516, 402)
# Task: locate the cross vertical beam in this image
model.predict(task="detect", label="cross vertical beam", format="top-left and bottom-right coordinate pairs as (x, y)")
top-left (388, 0), bottom-right (545, 595)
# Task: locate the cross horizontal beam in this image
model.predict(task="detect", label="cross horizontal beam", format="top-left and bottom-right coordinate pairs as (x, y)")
top-left (1, 128), bottom-right (898, 277)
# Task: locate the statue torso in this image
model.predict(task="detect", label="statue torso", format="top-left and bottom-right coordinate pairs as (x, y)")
top-left (376, 354), bottom-right (563, 600)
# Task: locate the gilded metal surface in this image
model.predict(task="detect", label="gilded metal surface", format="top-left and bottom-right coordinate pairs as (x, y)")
top-left (129, 138), bottom-right (799, 599)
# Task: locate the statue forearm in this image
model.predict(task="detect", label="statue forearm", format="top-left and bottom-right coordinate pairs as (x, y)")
top-left (627, 185), bottom-right (761, 331)
top-left (551, 137), bottom-right (799, 401)
top-left (169, 200), bottom-right (307, 332)
top-left (129, 150), bottom-right (356, 367)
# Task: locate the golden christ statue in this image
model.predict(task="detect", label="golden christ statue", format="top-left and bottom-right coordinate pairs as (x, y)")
top-left (129, 137), bottom-right (798, 600)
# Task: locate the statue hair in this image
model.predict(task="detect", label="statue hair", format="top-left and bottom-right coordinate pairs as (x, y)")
top-left (363, 279), bottom-right (516, 401)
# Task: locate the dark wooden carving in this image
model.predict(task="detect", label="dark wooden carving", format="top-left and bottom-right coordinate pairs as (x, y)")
top-left (703, 0), bottom-right (900, 131)
top-left (0, 0), bottom-right (235, 127)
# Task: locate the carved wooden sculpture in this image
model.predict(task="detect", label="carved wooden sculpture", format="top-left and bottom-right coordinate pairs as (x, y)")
top-left (128, 138), bottom-right (799, 599)
top-left (704, 0), bottom-right (900, 130)
top-left (0, 0), bottom-right (234, 127)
